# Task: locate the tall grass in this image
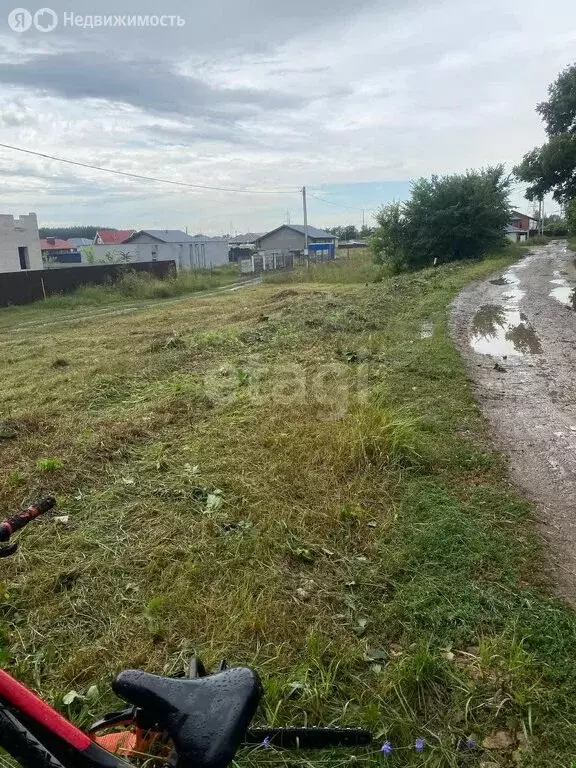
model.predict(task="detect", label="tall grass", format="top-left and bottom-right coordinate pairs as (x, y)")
top-left (264, 249), bottom-right (387, 285)
top-left (37, 265), bottom-right (241, 309)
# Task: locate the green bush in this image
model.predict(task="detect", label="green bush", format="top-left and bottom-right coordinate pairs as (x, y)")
top-left (544, 221), bottom-right (569, 236)
top-left (372, 166), bottom-right (511, 271)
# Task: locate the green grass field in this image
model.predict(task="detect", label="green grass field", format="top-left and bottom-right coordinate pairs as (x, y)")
top-left (1, 247), bottom-right (576, 767)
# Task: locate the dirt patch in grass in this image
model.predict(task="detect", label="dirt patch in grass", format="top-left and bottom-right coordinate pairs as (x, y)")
top-left (0, 248), bottom-right (575, 765)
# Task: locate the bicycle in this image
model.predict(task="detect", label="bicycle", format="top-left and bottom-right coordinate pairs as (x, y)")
top-left (0, 497), bottom-right (373, 768)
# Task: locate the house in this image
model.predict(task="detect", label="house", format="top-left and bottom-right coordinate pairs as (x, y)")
top-left (255, 225), bottom-right (337, 255)
top-left (118, 230), bottom-right (229, 270)
top-left (510, 211), bottom-right (539, 235)
top-left (229, 232), bottom-right (267, 246)
top-left (93, 229), bottom-right (135, 245)
top-left (0, 213), bottom-right (43, 272)
top-left (505, 225), bottom-right (528, 243)
top-left (40, 238), bottom-right (82, 264)
top-left (228, 232), bottom-right (266, 262)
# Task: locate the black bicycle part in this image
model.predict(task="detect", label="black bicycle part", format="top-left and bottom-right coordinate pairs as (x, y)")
top-left (0, 496), bottom-right (57, 556)
top-left (113, 666), bottom-right (262, 768)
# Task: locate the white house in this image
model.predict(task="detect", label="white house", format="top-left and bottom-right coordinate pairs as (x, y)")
top-left (104, 230), bottom-right (230, 270)
top-left (505, 225), bottom-right (528, 243)
top-left (0, 213), bottom-right (43, 273)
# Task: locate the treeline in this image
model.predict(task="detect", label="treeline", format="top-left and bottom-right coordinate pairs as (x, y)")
top-left (38, 226), bottom-right (117, 240)
top-left (326, 225), bottom-right (375, 240)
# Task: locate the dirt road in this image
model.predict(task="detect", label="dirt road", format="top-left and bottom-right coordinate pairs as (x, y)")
top-left (451, 241), bottom-right (576, 603)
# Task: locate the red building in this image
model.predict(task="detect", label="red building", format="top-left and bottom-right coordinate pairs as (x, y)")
top-left (510, 210), bottom-right (539, 234)
top-left (94, 229), bottom-right (135, 245)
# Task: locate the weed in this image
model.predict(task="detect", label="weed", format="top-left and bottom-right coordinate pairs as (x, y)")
top-left (35, 457), bottom-right (64, 472)
top-left (345, 403), bottom-right (422, 468)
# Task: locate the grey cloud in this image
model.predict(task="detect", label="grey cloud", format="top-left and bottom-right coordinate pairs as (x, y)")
top-left (0, 51), bottom-right (305, 119)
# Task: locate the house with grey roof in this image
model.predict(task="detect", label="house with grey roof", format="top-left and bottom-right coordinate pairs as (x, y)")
top-left (94, 229), bottom-right (230, 270)
top-left (255, 225), bottom-right (337, 254)
top-left (228, 232), bottom-right (267, 246)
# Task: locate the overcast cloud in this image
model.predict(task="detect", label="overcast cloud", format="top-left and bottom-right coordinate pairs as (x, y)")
top-left (0, 0), bottom-right (573, 232)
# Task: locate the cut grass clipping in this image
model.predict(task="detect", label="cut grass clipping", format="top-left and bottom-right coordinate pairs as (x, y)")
top-left (0, 246), bottom-right (575, 766)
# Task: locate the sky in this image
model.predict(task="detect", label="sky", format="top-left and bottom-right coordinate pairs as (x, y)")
top-left (0, 0), bottom-right (573, 234)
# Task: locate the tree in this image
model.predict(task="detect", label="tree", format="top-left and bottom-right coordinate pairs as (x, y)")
top-left (38, 225), bottom-right (115, 240)
top-left (326, 225), bottom-right (360, 240)
top-left (515, 64), bottom-right (576, 202)
top-left (566, 200), bottom-right (576, 236)
top-left (372, 167), bottom-right (511, 271)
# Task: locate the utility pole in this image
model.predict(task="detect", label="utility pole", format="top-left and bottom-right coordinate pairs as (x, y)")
top-left (302, 185), bottom-right (309, 266)
top-left (539, 198), bottom-right (544, 236)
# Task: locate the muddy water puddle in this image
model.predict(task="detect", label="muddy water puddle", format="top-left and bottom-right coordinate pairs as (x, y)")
top-left (471, 269), bottom-right (542, 356)
top-left (550, 270), bottom-right (576, 308)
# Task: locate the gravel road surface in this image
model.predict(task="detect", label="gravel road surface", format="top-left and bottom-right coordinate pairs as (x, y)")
top-left (451, 241), bottom-right (576, 603)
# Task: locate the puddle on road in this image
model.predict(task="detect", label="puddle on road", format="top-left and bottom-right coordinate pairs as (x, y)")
top-left (549, 270), bottom-right (576, 308)
top-left (471, 269), bottom-right (542, 356)
top-left (420, 320), bottom-right (433, 339)
top-left (490, 277), bottom-right (510, 286)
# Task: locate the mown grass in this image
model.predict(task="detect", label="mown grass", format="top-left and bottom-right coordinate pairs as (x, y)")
top-left (0, 246), bottom-right (575, 767)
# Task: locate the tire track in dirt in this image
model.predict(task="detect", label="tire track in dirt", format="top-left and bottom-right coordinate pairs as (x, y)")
top-left (451, 241), bottom-right (576, 603)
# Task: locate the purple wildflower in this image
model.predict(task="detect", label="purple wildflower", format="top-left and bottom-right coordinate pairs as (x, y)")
top-left (380, 741), bottom-right (393, 756)
top-left (456, 736), bottom-right (477, 751)
top-left (415, 737), bottom-right (425, 752)
top-left (262, 736), bottom-right (271, 748)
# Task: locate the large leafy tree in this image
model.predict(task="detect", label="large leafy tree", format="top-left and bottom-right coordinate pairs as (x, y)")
top-left (372, 167), bottom-right (511, 271)
top-left (515, 64), bottom-right (576, 202)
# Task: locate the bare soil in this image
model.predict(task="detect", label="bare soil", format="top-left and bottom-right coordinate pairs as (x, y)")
top-left (452, 241), bottom-right (576, 604)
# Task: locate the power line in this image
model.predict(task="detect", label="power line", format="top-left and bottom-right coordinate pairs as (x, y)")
top-left (308, 192), bottom-right (373, 214)
top-left (0, 142), bottom-right (297, 195)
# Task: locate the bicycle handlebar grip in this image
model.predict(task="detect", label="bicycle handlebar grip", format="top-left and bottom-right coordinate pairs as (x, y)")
top-left (0, 496), bottom-right (56, 542)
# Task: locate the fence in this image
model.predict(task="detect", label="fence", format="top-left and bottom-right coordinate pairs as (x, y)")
top-left (240, 250), bottom-right (294, 274)
top-left (0, 261), bottom-right (175, 308)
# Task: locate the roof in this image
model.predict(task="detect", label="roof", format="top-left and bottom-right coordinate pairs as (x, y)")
top-left (69, 237), bottom-right (93, 246)
top-left (506, 225), bottom-right (525, 233)
top-left (189, 234), bottom-right (228, 242)
top-left (95, 229), bottom-right (136, 244)
top-left (511, 211), bottom-right (539, 222)
top-left (40, 238), bottom-right (75, 250)
top-left (258, 224), bottom-right (336, 241)
top-left (125, 229), bottom-right (197, 243)
top-left (229, 232), bottom-right (267, 244)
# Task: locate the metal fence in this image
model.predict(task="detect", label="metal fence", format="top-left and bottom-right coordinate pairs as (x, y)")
top-left (0, 261), bottom-right (175, 308)
top-left (240, 250), bottom-right (294, 274)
